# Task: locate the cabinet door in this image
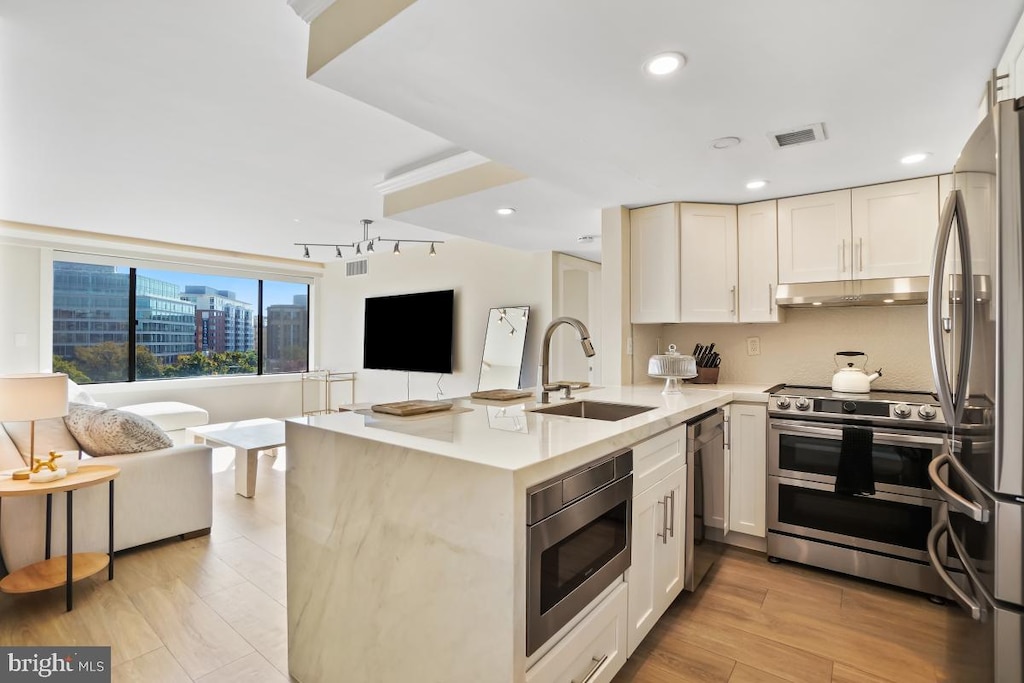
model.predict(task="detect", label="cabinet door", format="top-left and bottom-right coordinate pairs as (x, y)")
top-left (737, 200), bottom-right (781, 323)
top-left (630, 204), bottom-right (680, 323)
top-left (626, 466), bottom-right (685, 655)
top-left (777, 190), bottom-right (852, 283)
top-left (851, 177), bottom-right (939, 279)
top-left (679, 203), bottom-right (738, 322)
top-left (727, 403), bottom-right (767, 538)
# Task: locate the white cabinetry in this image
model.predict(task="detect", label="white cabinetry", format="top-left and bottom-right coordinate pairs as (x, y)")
top-left (627, 425), bottom-right (686, 655)
top-left (630, 203), bottom-right (747, 323)
top-left (778, 179), bottom-right (938, 284)
top-left (630, 203), bottom-right (680, 323)
top-left (777, 189), bottom-right (852, 284)
top-left (851, 177), bottom-right (939, 279)
top-left (727, 403), bottom-right (767, 538)
top-left (679, 204), bottom-right (738, 323)
top-left (737, 200), bottom-right (781, 323)
top-left (526, 583), bottom-right (628, 683)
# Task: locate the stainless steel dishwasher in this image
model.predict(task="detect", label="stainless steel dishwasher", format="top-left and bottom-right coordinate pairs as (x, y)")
top-left (684, 408), bottom-right (725, 591)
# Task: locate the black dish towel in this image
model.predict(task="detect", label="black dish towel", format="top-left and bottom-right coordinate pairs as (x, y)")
top-left (836, 426), bottom-right (875, 495)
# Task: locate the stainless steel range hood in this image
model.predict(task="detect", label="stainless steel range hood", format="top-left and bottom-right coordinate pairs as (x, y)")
top-left (775, 275), bottom-right (991, 308)
top-left (775, 277), bottom-right (929, 307)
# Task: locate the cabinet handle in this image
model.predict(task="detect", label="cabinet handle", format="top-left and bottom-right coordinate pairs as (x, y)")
top-left (573, 655), bottom-right (609, 683)
top-left (858, 237), bottom-right (864, 272)
top-left (657, 496), bottom-right (669, 544)
top-left (768, 283), bottom-right (774, 314)
top-left (730, 285), bottom-right (737, 315)
top-left (667, 490), bottom-right (676, 538)
top-left (840, 240), bottom-right (846, 272)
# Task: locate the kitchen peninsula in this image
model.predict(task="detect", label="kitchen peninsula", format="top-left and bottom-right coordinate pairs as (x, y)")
top-left (283, 384), bottom-right (768, 683)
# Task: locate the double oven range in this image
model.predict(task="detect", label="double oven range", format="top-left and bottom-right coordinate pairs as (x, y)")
top-left (767, 384), bottom-right (985, 597)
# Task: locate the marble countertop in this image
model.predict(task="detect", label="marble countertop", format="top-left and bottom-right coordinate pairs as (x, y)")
top-left (288, 382), bottom-right (775, 474)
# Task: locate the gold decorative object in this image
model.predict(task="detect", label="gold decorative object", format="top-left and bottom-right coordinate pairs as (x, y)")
top-left (31, 451), bottom-right (63, 474)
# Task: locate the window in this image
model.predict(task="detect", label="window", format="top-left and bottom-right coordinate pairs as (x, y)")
top-left (52, 260), bottom-right (310, 384)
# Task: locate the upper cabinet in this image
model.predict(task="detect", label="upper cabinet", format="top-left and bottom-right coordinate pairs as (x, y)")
top-left (778, 178), bottom-right (938, 284)
top-left (777, 189), bottom-right (852, 284)
top-left (737, 200), bottom-right (781, 323)
top-left (630, 203), bottom-right (739, 324)
top-left (679, 204), bottom-right (737, 323)
top-left (630, 203), bottom-right (680, 323)
top-left (851, 177), bottom-right (938, 279)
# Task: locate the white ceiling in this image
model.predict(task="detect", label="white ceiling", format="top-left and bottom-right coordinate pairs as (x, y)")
top-left (2, 0), bottom-right (1022, 264)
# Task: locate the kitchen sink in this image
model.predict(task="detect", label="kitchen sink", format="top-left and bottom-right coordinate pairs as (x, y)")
top-left (529, 400), bottom-right (656, 422)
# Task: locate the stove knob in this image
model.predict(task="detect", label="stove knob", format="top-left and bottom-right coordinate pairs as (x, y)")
top-left (893, 403), bottom-right (912, 419)
top-left (776, 397), bottom-right (791, 410)
top-left (795, 397), bottom-right (811, 411)
top-left (919, 405), bottom-right (937, 421)
top-left (842, 401), bottom-right (857, 413)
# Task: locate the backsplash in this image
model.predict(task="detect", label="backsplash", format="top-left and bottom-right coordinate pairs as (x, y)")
top-left (632, 305), bottom-right (934, 391)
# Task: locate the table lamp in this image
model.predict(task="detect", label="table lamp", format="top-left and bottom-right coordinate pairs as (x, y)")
top-left (0, 373), bottom-right (69, 480)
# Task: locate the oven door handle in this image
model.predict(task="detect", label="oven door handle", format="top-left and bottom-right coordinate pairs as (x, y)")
top-left (771, 420), bottom-right (946, 447)
top-left (927, 520), bottom-right (982, 620)
top-left (928, 453), bottom-right (990, 523)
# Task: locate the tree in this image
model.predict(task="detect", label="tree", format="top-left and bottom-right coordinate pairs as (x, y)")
top-left (52, 355), bottom-right (90, 384)
top-left (165, 352), bottom-right (213, 377)
top-left (72, 343), bottom-right (164, 382)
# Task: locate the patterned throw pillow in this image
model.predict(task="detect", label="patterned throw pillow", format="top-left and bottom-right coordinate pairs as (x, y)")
top-left (64, 402), bottom-right (172, 457)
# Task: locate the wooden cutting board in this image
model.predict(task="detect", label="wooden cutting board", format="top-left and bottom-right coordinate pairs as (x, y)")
top-left (469, 389), bottom-right (534, 401)
top-left (370, 400), bottom-right (454, 416)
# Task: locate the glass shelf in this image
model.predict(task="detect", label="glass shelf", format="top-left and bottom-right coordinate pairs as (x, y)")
top-left (301, 370), bottom-right (356, 416)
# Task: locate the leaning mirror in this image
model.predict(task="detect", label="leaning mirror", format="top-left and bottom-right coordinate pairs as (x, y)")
top-left (478, 306), bottom-right (530, 391)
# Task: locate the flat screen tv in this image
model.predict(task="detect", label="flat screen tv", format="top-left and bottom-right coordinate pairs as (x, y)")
top-left (363, 289), bottom-right (454, 374)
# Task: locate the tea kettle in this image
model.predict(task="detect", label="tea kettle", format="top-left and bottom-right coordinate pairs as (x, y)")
top-left (831, 351), bottom-right (882, 393)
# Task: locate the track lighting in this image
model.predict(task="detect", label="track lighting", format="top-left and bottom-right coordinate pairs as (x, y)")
top-left (293, 218), bottom-right (444, 259)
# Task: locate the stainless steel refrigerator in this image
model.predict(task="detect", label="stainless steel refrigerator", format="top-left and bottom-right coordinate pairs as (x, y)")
top-left (927, 96), bottom-right (1024, 682)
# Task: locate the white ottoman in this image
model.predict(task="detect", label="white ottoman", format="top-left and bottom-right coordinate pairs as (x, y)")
top-left (119, 401), bottom-right (210, 445)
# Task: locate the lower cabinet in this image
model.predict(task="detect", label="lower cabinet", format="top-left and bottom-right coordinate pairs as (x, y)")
top-left (728, 403), bottom-right (767, 538)
top-left (626, 464), bottom-right (686, 655)
top-left (526, 583), bottom-right (629, 683)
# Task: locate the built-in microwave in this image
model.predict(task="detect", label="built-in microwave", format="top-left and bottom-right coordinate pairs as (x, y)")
top-left (525, 449), bottom-right (632, 656)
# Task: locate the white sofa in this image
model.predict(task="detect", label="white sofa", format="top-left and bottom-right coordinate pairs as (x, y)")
top-left (0, 418), bottom-right (213, 574)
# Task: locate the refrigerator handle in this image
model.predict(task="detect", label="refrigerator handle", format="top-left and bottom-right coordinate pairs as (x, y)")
top-left (927, 520), bottom-right (983, 621)
top-left (951, 189), bottom-right (975, 423)
top-left (929, 190), bottom-right (959, 424)
top-left (928, 189), bottom-right (974, 425)
top-left (927, 453), bottom-right (990, 523)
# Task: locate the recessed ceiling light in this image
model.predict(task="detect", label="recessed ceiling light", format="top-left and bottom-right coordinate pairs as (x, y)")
top-left (883, 298), bottom-right (895, 304)
top-left (496, 207), bottom-right (516, 216)
top-left (901, 152), bottom-right (930, 165)
top-left (746, 180), bottom-right (768, 190)
top-left (711, 136), bottom-right (741, 150)
top-left (812, 302), bottom-right (823, 306)
top-left (644, 52), bottom-right (686, 76)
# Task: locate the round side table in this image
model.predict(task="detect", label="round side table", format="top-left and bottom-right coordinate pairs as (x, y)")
top-left (0, 464), bottom-right (120, 611)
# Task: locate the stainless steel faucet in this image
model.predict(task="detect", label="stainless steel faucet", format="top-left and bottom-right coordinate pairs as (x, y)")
top-left (537, 316), bottom-right (596, 404)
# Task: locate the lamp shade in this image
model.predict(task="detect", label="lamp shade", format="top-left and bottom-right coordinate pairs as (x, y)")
top-left (0, 373), bottom-right (69, 422)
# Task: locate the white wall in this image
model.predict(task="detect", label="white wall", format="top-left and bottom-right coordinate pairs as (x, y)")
top-left (0, 245), bottom-right (43, 374)
top-left (632, 304), bottom-right (933, 391)
top-left (317, 237), bottom-right (552, 404)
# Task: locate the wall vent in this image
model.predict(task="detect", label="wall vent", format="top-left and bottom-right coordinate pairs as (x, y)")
top-left (769, 122), bottom-right (827, 149)
top-left (346, 259), bottom-right (368, 277)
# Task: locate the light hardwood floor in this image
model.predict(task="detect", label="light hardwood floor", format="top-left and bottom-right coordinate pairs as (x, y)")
top-left (1, 448), bottom-right (976, 682)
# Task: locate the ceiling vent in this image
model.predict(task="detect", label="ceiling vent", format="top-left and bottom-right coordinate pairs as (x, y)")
top-left (769, 123), bottom-right (827, 149)
top-left (346, 259), bottom-right (368, 277)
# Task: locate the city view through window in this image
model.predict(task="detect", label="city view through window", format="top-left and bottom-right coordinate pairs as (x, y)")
top-left (52, 261), bottom-right (309, 383)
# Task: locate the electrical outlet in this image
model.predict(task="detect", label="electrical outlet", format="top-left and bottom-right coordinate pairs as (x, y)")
top-left (746, 336), bottom-right (761, 356)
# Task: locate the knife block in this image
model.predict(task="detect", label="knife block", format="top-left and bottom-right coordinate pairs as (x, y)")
top-left (688, 367), bottom-right (720, 384)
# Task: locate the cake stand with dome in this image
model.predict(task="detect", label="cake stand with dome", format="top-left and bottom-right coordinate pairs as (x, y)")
top-left (648, 345), bottom-right (698, 394)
